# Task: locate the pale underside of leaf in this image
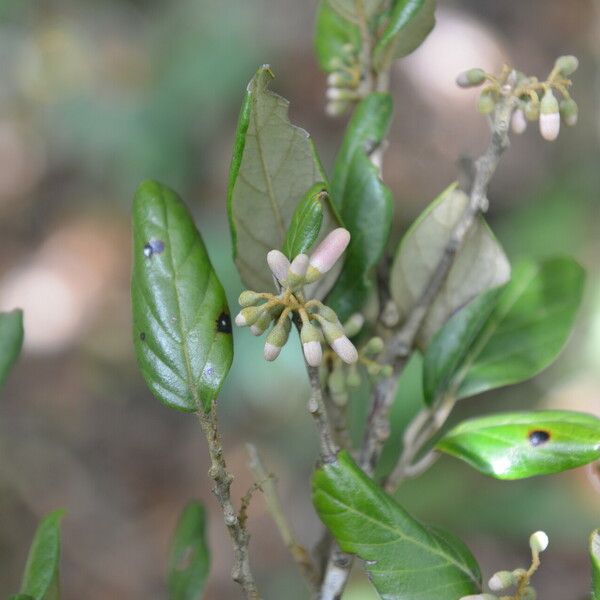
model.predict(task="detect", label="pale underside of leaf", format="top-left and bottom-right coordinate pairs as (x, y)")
top-left (229, 67), bottom-right (338, 295)
top-left (390, 184), bottom-right (510, 346)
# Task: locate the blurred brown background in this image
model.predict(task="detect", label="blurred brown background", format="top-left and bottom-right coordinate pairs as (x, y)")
top-left (0, 1), bottom-right (599, 598)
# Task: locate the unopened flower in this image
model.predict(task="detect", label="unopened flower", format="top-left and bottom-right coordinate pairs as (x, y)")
top-left (267, 249), bottom-right (291, 283)
top-left (539, 90), bottom-right (560, 141)
top-left (554, 55), bottom-right (579, 77)
top-left (488, 570), bottom-right (516, 591)
top-left (477, 90), bottom-right (496, 115)
top-left (459, 595), bottom-right (498, 600)
top-left (456, 68), bottom-right (486, 88)
top-left (300, 322), bottom-right (323, 367)
top-left (511, 108), bottom-right (527, 134)
top-left (560, 98), bottom-right (578, 126)
top-left (251, 309), bottom-right (273, 336)
top-left (342, 313), bottom-right (364, 338)
top-left (529, 531), bottom-right (549, 554)
top-left (235, 306), bottom-right (265, 327)
top-left (305, 228), bottom-right (351, 283)
top-left (264, 318), bottom-right (291, 361)
top-left (238, 290), bottom-right (262, 307)
top-left (316, 316), bottom-right (358, 364)
top-left (286, 253), bottom-right (309, 288)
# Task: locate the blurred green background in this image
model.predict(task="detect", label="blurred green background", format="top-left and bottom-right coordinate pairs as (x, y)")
top-left (0, 0), bottom-right (599, 598)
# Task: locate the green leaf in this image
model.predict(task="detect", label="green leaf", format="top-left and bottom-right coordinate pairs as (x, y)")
top-left (424, 257), bottom-right (585, 403)
top-left (283, 182), bottom-right (326, 259)
top-left (326, 93), bottom-right (394, 321)
top-left (313, 451), bottom-right (481, 599)
top-left (168, 501), bottom-right (210, 600)
top-left (591, 529), bottom-right (600, 600)
top-left (227, 65), bottom-right (336, 293)
top-left (389, 183), bottom-right (510, 346)
top-left (20, 510), bottom-right (63, 600)
top-left (329, 92), bottom-right (393, 210)
top-left (131, 180), bottom-right (233, 413)
top-left (10, 596), bottom-right (35, 600)
top-left (373, 0), bottom-right (436, 70)
top-left (437, 410), bottom-right (600, 480)
top-left (314, 1), bottom-right (360, 73)
top-left (0, 309), bottom-right (24, 390)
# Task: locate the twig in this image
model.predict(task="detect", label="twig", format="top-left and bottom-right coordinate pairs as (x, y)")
top-left (246, 443), bottom-right (320, 592)
top-left (197, 408), bottom-right (261, 600)
top-left (361, 95), bottom-right (516, 477)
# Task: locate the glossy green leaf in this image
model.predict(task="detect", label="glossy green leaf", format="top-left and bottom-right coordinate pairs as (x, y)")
top-left (283, 182), bottom-right (326, 259)
top-left (313, 451), bottom-right (481, 599)
top-left (168, 501), bottom-right (210, 600)
top-left (437, 410), bottom-right (600, 480)
top-left (326, 94), bottom-right (393, 321)
top-left (0, 309), bottom-right (24, 390)
top-left (132, 180), bottom-right (233, 413)
top-left (390, 183), bottom-right (510, 346)
top-left (227, 65), bottom-right (336, 293)
top-left (329, 93), bottom-right (393, 210)
top-left (424, 257), bottom-right (585, 403)
top-left (20, 510), bottom-right (63, 600)
top-left (314, 1), bottom-right (360, 73)
top-left (591, 529), bottom-right (600, 600)
top-left (373, 0), bottom-right (436, 70)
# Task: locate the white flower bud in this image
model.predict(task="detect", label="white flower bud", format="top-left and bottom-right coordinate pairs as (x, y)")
top-left (488, 570), bottom-right (516, 591)
top-left (267, 249), bottom-right (291, 283)
top-left (327, 72), bottom-right (350, 87)
top-left (250, 310), bottom-right (273, 335)
top-left (511, 109), bottom-right (527, 134)
top-left (264, 342), bottom-right (282, 361)
top-left (539, 90), bottom-right (560, 141)
top-left (286, 253), bottom-right (309, 287)
top-left (331, 336), bottom-right (358, 364)
top-left (459, 595), bottom-right (499, 600)
top-left (303, 340), bottom-right (322, 366)
top-left (326, 100), bottom-right (349, 117)
top-left (235, 306), bottom-right (264, 327)
top-left (306, 228), bottom-right (351, 282)
top-left (264, 318), bottom-right (291, 359)
top-left (529, 531), bottom-right (549, 554)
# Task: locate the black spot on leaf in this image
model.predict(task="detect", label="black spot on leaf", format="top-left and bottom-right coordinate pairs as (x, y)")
top-left (528, 430), bottom-right (551, 446)
top-left (216, 312), bottom-right (231, 334)
top-left (139, 332), bottom-right (146, 341)
top-left (143, 240), bottom-right (165, 258)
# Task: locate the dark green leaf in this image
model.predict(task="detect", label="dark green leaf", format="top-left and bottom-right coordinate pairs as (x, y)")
top-left (373, 0), bottom-right (436, 70)
top-left (591, 529), bottom-right (600, 600)
top-left (326, 93), bottom-right (393, 321)
top-left (437, 410), bottom-right (600, 480)
top-left (283, 182), bottom-right (326, 259)
top-left (20, 510), bottom-right (63, 600)
top-left (168, 501), bottom-right (210, 600)
top-left (9, 595), bottom-right (34, 600)
top-left (132, 180), bottom-right (233, 413)
top-left (0, 309), bottom-right (24, 390)
top-left (227, 65), bottom-right (337, 293)
top-left (314, 1), bottom-right (360, 73)
top-left (424, 257), bottom-right (585, 403)
top-left (329, 93), bottom-right (393, 210)
top-left (390, 183), bottom-right (510, 346)
top-left (313, 451), bottom-right (481, 599)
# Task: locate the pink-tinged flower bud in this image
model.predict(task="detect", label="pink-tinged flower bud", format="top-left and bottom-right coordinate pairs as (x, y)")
top-left (267, 249), bottom-right (291, 283)
top-left (305, 228), bottom-right (350, 283)
top-left (539, 90), bottom-right (560, 141)
top-left (511, 109), bottom-right (527, 134)
top-left (332, 336), bottom-right (358, 364)
top-left (263, 342), bottom-right (281, 361)
top-left (286, 253), bottom-right (309, 287)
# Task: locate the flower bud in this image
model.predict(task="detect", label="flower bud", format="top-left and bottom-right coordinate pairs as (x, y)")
top-left (326, 87), bottom-right (355, 101)
top-left (326, 100), bottom-right (350, 117)
top-left (539, 90), bottom-right (560, 141)
top-left (529, 531), bottom-right (549, 554)
top-left (477, 90), bottom-right (496, 115)
top-left (301, 322), bottom-right (323, 367)
top-left (511, 108), bottom-right (527, 134)
top-left (459, 595), bottom-right (498, 600)
top-left (488, 571), bottom-right (516, 591)
top-left (343, 313), bottom-right (364, 338)
top-left (286, 253), bottom-right (309, 288)
top-left (364, 336), bottom-right (384, 355)
top-left (346, 368), bottom-right (361, 388)
top-left (379, 365), bottom-right (393, 378)
top-left (511, 568), bottom-right (527, 580)
top-left (332, 336), bottom-right (358, 364)
top-left (267, 249), bottom-right (291, 283)
top-left (250, 309), bottom-right (273, 336)
top-left (238, 290), bottom-right (262, 307)
top-left (313, 303), bottom-right (338, 323)
top-left (235, 305), bottom-right (265, 327)
top-left (327, 72), bottom-right (350, 87)
top-left (560, 98), bottom-right (578, 126)
top-left (328, 366), bottom-right (346, 395)
top-left (521, 587), bottom-right (537, 600)
top-left (305, 228), bottom-right (351, 283)
top-left (554, 55), bottom-right (579, 77)
top-left (264, 318), bottom-right (291, 361)
top-left (456, 68), bottom-right (486, 88)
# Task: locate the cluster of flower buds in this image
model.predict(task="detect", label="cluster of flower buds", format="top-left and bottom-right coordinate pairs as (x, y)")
top-left (459, 531), bottom-right (548, 600)
top-left (325, 44), bottom-right (362, 116)
top-left (235, 228), bottom-right (359, 367)
top-left (456, 55), bottom-right (579, 142)
top-left (325, 315), bottom-right (392, 406)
